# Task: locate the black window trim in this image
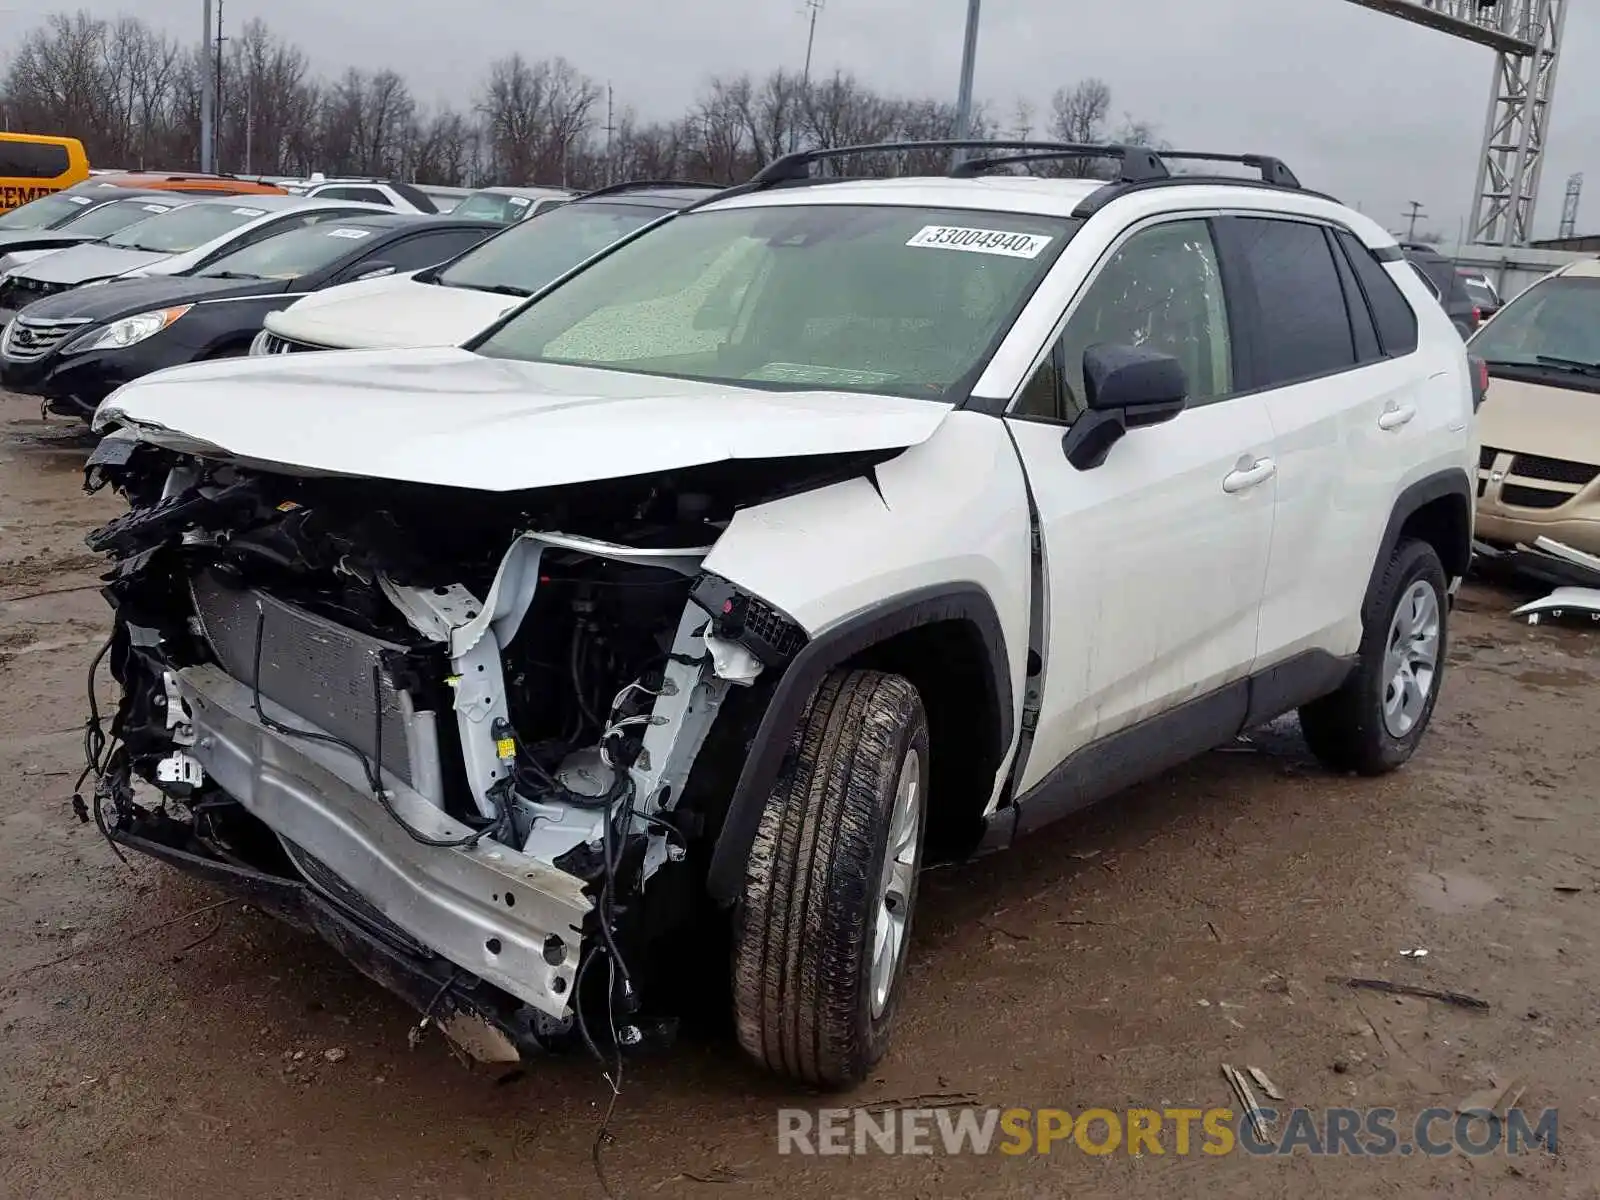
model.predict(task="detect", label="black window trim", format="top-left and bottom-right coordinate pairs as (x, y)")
top-left (1002, 209), bottom-right (1246, 427)
top-left (1327, 225), bottom-right (1383, 365)
top-left (1331, 226), bottom-right (1422, 361)
top-left (1212, 211), bottom-right (1412, 398)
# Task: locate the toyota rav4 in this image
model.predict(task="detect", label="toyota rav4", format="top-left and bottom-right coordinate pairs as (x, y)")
top-left (76, 141), bottom-right (1477, 1088)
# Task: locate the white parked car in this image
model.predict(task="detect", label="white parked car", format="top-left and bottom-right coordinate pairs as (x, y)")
top-left (451, 185), bottom-right (575, 224)
top-left (0, 196), bottom-right (389, 319)
top-left (254, 182), bottom-right (718, 353)
top-left (81, 142), bottom-right (1478, 1089)
top-left (301, 179), bottom-right (441, 213)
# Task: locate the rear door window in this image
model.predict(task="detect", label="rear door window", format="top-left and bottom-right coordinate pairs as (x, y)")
top-left (1227, 217), bottom-right (1357, 387)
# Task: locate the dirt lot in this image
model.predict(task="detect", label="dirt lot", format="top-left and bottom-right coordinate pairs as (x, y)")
top-left (1, 391), bottom-right (1598, 1200)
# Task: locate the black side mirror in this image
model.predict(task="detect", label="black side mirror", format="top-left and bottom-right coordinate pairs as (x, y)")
top-left (1062, 344), bottom-right (1188, 471)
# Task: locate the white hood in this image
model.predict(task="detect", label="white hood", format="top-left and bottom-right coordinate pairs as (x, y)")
top-left (264, 272), bottom-right (519, 350)
top-left (97, 348), bottom-right (952, 492)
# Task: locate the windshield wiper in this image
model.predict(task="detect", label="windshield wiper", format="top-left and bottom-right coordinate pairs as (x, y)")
top-left (466, 282), bottom-right (532, 297)
top-left (204, 271), bottom-right (266, 281)
top-left (1533, 354), bottom-right (1600, 376)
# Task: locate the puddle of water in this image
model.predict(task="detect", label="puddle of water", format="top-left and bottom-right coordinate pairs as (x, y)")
top-left (1412, 870), bottom-right (1499, 914)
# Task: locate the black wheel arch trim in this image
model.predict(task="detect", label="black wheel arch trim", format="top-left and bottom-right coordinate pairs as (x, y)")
top-left (1367, 469), bottom-right (1474, 614)
top-left (705, 582), bottom-right (1014, 906)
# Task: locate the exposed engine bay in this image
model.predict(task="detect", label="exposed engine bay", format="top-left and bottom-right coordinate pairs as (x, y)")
top-left (75, 437), bottom-right (859, 1061)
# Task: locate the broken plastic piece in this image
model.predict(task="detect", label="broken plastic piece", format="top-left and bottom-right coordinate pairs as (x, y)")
top-left (704, 633), bottom-right (764, 685)
top-left (1510, 586), bottom-right (1600, 626)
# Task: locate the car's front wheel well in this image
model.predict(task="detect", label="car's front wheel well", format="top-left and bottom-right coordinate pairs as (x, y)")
top-left (844, 619), bottom-right (1003, 861)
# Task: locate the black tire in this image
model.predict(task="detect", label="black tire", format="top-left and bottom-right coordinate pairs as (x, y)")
top-left (731, 669), bottom-right (929, 1088)
top-left (1300, 538), bottom-right (1448, 775)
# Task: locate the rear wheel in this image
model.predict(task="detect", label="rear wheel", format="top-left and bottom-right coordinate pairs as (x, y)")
top-left (1300, 538), bottom-right (1448, 775)
top-left (731, 669), bottom-right (929, 1088)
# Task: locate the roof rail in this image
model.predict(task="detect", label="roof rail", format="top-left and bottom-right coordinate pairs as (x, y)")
top-left (950, 145), bottom-right (1166, 181)
top-left (751, 139), bottom-right (1170, 186)
top-left (1157, 151), bottom-right (1301, 188)
top-left (572, 179), bottom-right (723, 201)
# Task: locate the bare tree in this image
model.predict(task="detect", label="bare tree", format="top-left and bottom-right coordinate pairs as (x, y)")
top-left (478, 54), bottom-right (598, 186)
top-left (1, 14), bottom-right (1156, 193)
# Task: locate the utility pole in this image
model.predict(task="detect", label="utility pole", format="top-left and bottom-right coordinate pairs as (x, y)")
top-left (792, 1), bottom-right (824, 155)
top-left (213, 0), bottom-right (227, 173)
top-left (604, 84), bottom-right (616, 186)
top-left (801, 0), bottom-right (824, 88)
top-left (199, 0), bottom-right (214, 172)
top-left (1403, 200), bottom-right (1428, 241)
top-left (951, 0), bottom-right (982, 165)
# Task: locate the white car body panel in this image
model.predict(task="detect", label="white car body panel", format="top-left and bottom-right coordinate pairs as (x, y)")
top-left (702, 411), bottom-right (1034, 810)
top-left (262, 272), bottom-right (519, 350)
top-left (1251, 258), bottom-right (1472, 668)
top-left (96, 349), bottom-right (953, 491)
top-left (1004, 400), bottom-right (1277, 792)
top-left (0, 248), bottom-right (56, 274)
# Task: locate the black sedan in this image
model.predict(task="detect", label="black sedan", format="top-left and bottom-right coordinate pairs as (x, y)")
top-left (1, 213), bottom-right (497, 419)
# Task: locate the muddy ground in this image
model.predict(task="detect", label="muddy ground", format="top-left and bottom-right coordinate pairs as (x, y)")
top-left (1, 391), bottom-right (1597, 1200)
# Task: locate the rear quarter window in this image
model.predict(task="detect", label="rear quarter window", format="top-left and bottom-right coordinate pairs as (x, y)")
top-left (1335, 230), bottom-right (1419, 357)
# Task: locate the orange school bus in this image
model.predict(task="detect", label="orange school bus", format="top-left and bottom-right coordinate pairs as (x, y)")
top-left (0, 133), bottom-right (91, 213)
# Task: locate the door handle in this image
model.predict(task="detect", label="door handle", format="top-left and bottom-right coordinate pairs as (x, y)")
top-left (1222, 457), bottom-right (1277, 494)
top-left (1378, 403), bottom-right (1417, 431)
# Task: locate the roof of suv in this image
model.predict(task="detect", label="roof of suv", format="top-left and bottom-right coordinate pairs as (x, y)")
top-left (572, 182), bottom-right (725, 209)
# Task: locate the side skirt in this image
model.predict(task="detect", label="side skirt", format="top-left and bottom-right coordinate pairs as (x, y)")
top-left (978, 649), bottom-right (1354, 853)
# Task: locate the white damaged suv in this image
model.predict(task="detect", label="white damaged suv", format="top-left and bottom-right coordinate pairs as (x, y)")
top-left (80, 141), bottom-right (1478, 1087)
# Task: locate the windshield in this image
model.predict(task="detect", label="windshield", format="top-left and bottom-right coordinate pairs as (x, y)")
top-left (59, 199), bottom-right (176, 239)
top-left (0, 192), bottom-right (92, 231)
top-left (475, 204), bottom-right (1071, 400)
top-left (1469, 276), bottom-right (1600, 369)
top-left (452, 192), bottom-right (543, 224)
top-left (199, 222), bottom-right (376, 280)
top-left (105, 203), bottom-right (268, 253)
top-left (437, 201), bottom-right (666, 295)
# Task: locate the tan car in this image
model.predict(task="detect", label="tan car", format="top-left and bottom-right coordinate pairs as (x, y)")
top-left (1467, 259), bottom-right (1600, 556)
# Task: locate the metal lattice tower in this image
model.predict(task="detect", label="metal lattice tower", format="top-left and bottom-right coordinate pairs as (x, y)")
top-left (1559, 172), bottom-right (1583, 238)
top-left (1343, 1), bottom-right (1569, 246)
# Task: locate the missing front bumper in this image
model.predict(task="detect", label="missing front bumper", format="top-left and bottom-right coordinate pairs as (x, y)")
top-left (174, 662), bottom-right (593, 1020)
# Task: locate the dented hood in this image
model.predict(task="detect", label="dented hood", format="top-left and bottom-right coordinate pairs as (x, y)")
top-left (96, 347), bottom-right (953, 491)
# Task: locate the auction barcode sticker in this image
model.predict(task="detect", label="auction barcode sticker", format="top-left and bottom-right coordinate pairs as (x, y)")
top-left (906, 225), bottom-right (1053, 259)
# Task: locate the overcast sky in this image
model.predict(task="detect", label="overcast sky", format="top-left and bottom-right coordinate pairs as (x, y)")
top-left (10, 0), bottom-right (1600, 239)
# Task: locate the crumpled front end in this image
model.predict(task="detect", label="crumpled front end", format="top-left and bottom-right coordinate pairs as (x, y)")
top-left (77, 434), bottom-right (827, 1062)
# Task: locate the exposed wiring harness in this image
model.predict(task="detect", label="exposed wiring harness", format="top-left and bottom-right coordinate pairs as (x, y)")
top-left (72, 633), bottom-right (128, 863)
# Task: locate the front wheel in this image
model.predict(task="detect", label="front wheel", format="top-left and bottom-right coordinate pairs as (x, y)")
top-left (1300, 538), bottom-right (1448, 775)
top-left (731, 669), bottom-right (929, 1088)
